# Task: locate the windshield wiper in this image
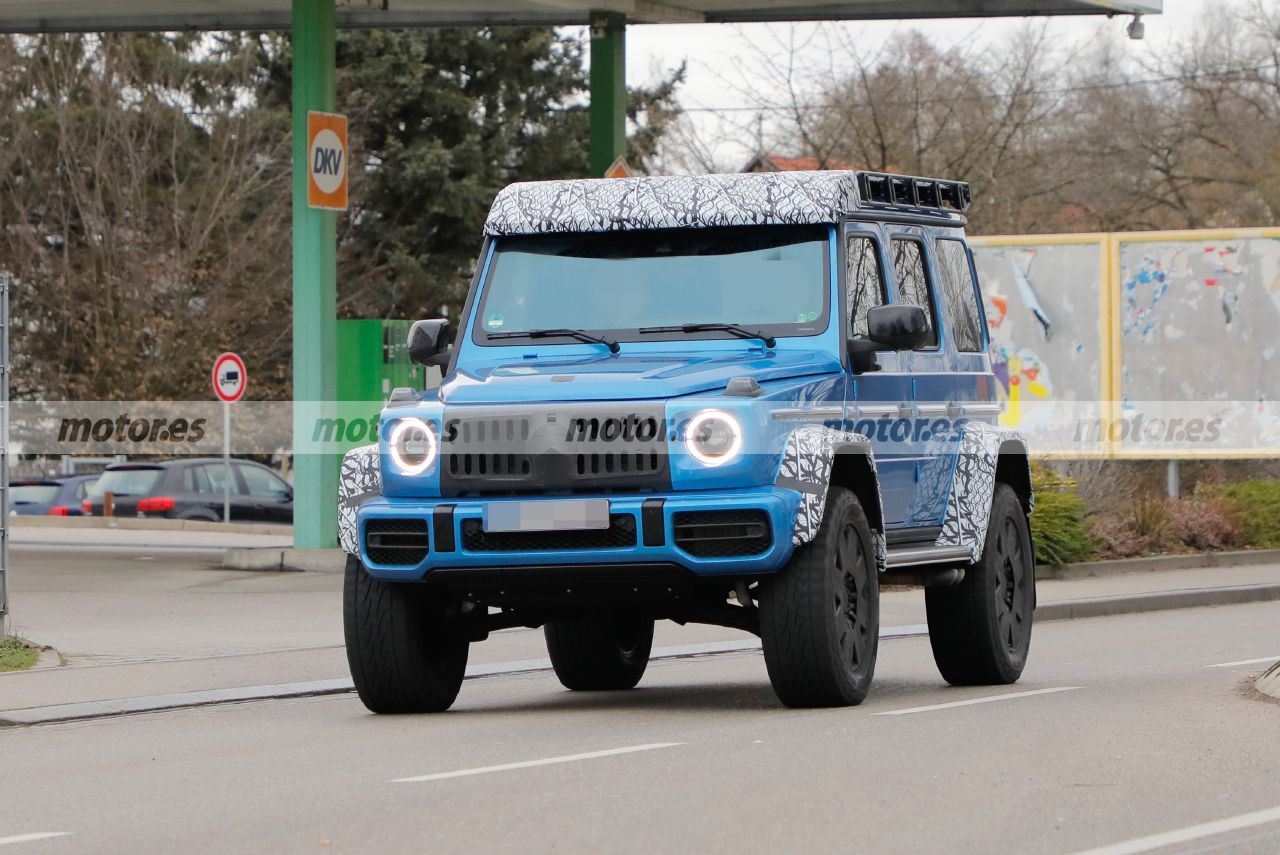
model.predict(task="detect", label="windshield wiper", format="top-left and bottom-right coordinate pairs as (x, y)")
top-left (638, 323), bottom-right (776, 348)
top-left (487, 328), bottom-right (620, 353)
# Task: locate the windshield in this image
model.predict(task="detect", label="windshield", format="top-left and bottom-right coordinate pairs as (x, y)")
top-left (473, 225), bottom-right (830, 347)
top-left (90, 468), bottom-right (162, 497)
top-left (11, 484), bottom-right (59, 504)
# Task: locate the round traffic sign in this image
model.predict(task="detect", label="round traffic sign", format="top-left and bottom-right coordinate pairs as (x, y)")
top-left (212, 352), bottom-right (247, 403)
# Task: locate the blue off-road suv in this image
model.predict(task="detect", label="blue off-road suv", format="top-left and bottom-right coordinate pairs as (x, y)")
top-left (339, 170), bottom-right (1035, 713)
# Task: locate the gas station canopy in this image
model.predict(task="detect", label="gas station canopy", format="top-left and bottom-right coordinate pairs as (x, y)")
top-left (0, 0), bottom-right (1160, 32)
top-left (0, 0), bottom-right (1160, 553)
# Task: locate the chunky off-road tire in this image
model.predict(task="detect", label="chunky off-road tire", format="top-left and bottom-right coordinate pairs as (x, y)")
top-left (926, 483), bottom-right (1035, 686)
top-left (759, 486), bottom-right (880, 708)
top-left (544, 610), bottom-right (654, 691)
top-left (344, 555), bottom-right (469, 713)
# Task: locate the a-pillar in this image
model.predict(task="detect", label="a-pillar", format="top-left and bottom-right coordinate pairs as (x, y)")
top-left (291, 0), bottom-right (338, 548)
top-left (589, 12), bottom-right (627, 176)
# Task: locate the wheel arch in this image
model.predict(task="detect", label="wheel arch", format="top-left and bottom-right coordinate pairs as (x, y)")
top-left (774, 426), bottom-right (887, 573)
top-left (935, 423), bottom-right (1033, 563)
top-left (830, 444), bottom-right (885, 536)
top-left (995, 439), bottom-right (1033, 516)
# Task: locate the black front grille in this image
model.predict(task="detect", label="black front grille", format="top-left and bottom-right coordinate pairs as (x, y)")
top-left (440, 405), bottom-right (669, 497)
top-left (365, 518), bottom-right (430, 565)
top-left (461, 514), bottom-right (637, 552)
top-left (673, 510), bottom-right (772, 558)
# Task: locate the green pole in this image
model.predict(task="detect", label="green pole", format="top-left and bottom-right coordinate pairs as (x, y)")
top-left (589, 12), bottom-right (626, 176)
top-left (291, 0), bottom-right (338, 548)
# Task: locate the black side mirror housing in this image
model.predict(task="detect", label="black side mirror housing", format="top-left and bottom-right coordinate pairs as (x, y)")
top-left (867, 305), bottom-right (930, 351)
top-left (407, 319), bottom-right (453, 366)
top-left (847, 338), bottom-right (881, 375)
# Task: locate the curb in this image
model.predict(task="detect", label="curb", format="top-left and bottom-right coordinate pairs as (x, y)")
top-left (1034, 583), bottom-right (1280, 621)
top-left (1036, 549), bottom-right (1280, 581)
top-left (0, 628), bottom-right (929, 726)
top-left (6, 579), bottom-right (1279, 727)
top-left (1256, 661), bottom-right (1280, 700)
top-left (223, 547), bottom-right (346, 573)
top-left (15, 516), bottom-right (292, 536)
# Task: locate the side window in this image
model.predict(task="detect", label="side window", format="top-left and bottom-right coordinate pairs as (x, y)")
top-left (845, 234), bottom-right (886, 339)
top-left (199, 463), bottom-right (233, 494)
top-left (239, 465), bottom-right (291, 499)
top-left (935, 239), bottom-right (984, 352)
top-left (890, 238), bottom-right (938, 348)
top-left (182, 465), bottom-right (210, 493)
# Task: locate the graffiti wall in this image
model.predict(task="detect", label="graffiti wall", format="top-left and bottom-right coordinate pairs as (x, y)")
top-left (1117, 233), bottom-right (1280, 452)
top-left (969, 237), bottom-right (1107, 454)
top-left (970, 228), bottom-right (1280, 457)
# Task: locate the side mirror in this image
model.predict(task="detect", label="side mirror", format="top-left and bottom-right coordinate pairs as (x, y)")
top-left (407, 319), bottom-right (453, 366)
top-left (846, 338), bottom-right (881, 375)
top-left (867, 305), bottom-right (930, 351)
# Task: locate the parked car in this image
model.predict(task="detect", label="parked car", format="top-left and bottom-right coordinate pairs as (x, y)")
top-left (83, 459), bottom-right (293, 523)
top-left (338, 170), bottom-right (1035, 714)
top-left (9, 475), bottom-right (99, 516)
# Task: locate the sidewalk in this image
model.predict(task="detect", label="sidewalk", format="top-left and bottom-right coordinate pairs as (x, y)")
top-left (2, 559), bottom-right (1277, 717)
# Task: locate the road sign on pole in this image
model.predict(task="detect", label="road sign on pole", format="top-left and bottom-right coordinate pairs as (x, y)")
top-left (212, 352), bottom-right (247, 404)
top-left (212, 353), bottom-right (246, 523)
top-left (307, 111), bottom-right (348, 211)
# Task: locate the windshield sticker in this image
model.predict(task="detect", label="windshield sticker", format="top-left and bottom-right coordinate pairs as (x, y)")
top-left (795, 311), bottom-right (819, 323)
top-left (485, 313), bottom-right (505, 329)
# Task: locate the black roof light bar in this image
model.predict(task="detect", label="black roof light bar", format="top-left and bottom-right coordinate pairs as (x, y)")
top-left (855, 171), bottom-right (972, 215)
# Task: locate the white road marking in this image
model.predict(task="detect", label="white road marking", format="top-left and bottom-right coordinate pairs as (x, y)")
top-left (1205, 656), bottom-right (1279, 669)
top-left (1074, 805), bottom-right (1280, 855)
top-left (875, 686), bottom-right (1084, 716)
top-left (392, 743), bottom-right (683, 783)
top-left (0, 833), bottom-right (73, 847)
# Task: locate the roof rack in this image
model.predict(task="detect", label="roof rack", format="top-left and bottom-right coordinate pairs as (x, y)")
top-left (855, 171), bottom-right (971, 215)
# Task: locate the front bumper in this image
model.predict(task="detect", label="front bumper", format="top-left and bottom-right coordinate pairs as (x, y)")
top-left (356, 487), bottom-right (802, 581)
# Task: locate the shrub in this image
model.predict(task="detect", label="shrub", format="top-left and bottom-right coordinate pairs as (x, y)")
top-left (1164, 498), bottom-right (1238, 551)
top-left (1087, 515), bottom-right (1154, 559)
top-left (1201, 480), bottom-right (1280, 548)
top-left (1030, 465), bottom-right (1096, 565)
top-left (1128, 494), bottom-right (1170, 542)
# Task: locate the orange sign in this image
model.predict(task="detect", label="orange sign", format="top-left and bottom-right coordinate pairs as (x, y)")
top-left (307, 111), bottom-right (348, 210)
top-left (604, 156), bottom-right (634, 179)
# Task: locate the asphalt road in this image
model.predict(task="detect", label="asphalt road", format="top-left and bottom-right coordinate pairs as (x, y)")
top-left (2, 602), bottom-right (1278, 854)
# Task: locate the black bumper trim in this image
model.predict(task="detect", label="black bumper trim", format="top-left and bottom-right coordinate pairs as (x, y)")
top-left (642, 498), bottom-right (666, 547)
top-left (433, 505), bottom-right (456, 552)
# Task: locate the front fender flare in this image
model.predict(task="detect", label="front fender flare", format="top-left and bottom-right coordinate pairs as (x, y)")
top-left (774, 425), bottom-right (886, 573)
top-left (338, 443), bottom-right (381, 555)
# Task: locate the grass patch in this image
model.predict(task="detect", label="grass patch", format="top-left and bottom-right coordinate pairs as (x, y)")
top-left (0, 635), bottom-right (40, 672)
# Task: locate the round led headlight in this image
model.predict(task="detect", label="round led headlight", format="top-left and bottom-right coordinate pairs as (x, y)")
top-left (686, 409), bottom-right (743, 467)
top-left (388, 417), bottom-right (438, 475)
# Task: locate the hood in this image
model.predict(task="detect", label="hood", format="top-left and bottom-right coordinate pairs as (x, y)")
top-left (440, 349), bottom-right (841, 404)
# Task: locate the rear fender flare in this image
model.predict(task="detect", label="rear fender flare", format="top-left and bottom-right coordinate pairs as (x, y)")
top-left (935, 423), bottom-right (1033, 562)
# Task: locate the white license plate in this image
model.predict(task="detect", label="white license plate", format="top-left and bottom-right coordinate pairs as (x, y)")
top-left (483, 499), bottom-right (610, 533)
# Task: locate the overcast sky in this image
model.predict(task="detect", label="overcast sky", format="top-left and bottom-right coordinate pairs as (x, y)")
top-left (581, 1), bottom-right (1218, 169)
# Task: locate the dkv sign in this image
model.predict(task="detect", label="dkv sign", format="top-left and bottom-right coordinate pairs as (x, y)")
top-left (307, 111), bottom-right (348, 211)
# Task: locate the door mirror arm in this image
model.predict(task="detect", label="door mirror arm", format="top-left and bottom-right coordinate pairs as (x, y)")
top-left (847, 338), bottom-right (881, 375)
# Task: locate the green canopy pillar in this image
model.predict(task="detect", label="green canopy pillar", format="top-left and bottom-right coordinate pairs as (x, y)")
top-left (291, 0), bottom-right (339, 548)
top-left (589, 12), bottom-right (627, 176)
